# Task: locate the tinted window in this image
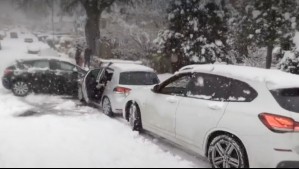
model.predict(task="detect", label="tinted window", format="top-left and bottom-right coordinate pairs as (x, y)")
top-left (186, 73), bottom-right (231, 101)
top-left (119, 72), bottom-right (159, 85)
top-left (186, 73), bottom-right (257, 102)
top-left (33, 60), bottom-right (50, 69)
top-left (160, 74), bottom-right (191, 96)
top-left (229, 79), bottom-right (258, 102)
top-left (271, 88), bottom-right (299, 113)
top-left (51, 61), bottom-right (75, 71)
top-left (60, 62), bottom-right (75, 71)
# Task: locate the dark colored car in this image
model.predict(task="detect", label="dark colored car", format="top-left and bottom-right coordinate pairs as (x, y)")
top-left (10, 32), bottom-right (18, 39)
top-left (24, 38), bottom-right (34, 43)
top-left (2, 58), bottom-right (86, 97)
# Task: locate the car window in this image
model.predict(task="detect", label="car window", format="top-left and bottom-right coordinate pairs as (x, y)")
top-left (186, 73), bottom-right (258, 102)
top-left (51, 61), bottom-right (75, 71)
top-left (119, 72), bottom-right (160, 85)
top-left (33, 60), bottom-right (50, 69)
top-left (186, 73), bottom-right (231, 101)
top-left (229, 79), bottom-right (258, 102)
top-left (160, 74), bottom-right (191, 96)
top-left (60, 62), bottom-right (75, 71)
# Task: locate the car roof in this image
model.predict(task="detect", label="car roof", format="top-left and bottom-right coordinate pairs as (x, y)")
top-left (17, 56), bottom-right (75, 64)
top-left (109, 63), bottom-right (155, 72)
top-left (179, 64), bottom-right (299, 90)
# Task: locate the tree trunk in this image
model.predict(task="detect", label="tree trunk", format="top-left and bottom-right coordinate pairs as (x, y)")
top-left (85, 13), bottom-right (100, 56)
top-left (266, 45), bottom-right (274, 69)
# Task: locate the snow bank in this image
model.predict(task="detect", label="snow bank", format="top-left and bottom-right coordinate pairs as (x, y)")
top-left (0, 93), bottom-right (196, 168)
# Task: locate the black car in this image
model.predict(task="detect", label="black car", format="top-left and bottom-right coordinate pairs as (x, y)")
top-left (10, 32), bottom-right (18, 39)
top-left (2, 58), bottom-right (86, 97)
top-left (24, 38), bottom-right (34, 43)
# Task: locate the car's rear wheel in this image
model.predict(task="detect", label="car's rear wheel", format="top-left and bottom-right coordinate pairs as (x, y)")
top-left (12, 81), bottom-right (30, 97)
top-left (208, 135), bottom-right (248, 168)
top-left (129, 103), bottom-right (142, 131)
top-left (102, 97), bottom-right (113, 117)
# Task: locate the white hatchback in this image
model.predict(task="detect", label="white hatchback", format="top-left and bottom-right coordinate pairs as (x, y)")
top-left (79, 62), bottom-right (160, 116)
top-left (123, 64), bottom-right (299, 168)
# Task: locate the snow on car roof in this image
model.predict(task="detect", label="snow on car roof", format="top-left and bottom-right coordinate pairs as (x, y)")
top-left (110, 63), bottom-right (154, 72)
top-left (17, 56), bottom-right (74, 64)
top-left (179, 64), bottom-right (299, 90)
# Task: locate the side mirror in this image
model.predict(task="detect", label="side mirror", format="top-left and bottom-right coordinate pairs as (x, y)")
top-left (152, 85), bottom-right (160, 93)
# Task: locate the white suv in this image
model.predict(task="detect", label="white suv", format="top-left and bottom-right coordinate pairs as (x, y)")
top-left (123, 64), bottom-right (299, 168)
top-left (79, 62), bottom-right (160, 117)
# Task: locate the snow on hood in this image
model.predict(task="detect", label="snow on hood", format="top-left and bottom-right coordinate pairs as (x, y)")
top-left (179, 64), bottom-right (299, 90)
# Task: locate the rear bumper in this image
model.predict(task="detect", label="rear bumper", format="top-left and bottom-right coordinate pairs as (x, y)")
top-left (2, 77), bottom-right (11, 89)
top-left (109, 94), bottom-right (127, 114)
top-left (277, 161), bottom-right (299, 168)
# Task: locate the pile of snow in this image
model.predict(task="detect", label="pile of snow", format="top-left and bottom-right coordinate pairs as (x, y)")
top-left (180, 64), bottom-right (299, 90)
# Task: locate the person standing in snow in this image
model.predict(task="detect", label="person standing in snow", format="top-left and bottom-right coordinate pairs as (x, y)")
top-left (75, 46), bottom-right (82, 66)
top-left (84, 47), bottom-right (92, 68)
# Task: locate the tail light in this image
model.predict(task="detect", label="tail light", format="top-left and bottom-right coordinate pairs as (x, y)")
top-left (4, 68), bottom-right (13, 76)
top-left (113, 87), bottom-right (131, 95)
top-left (259, 113), bottom-right (299, 133)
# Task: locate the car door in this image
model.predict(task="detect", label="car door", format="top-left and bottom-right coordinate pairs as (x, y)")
top-left (175, 73), bottom-right (230, 150)
top-left (30, 60), bottom-right (52, 93)
top-left (54, 60), bottom-right (80, 95)
top-left (142, 73), bottom-right (192, 138)
top-left (82, 68), bottom-right (105, 103)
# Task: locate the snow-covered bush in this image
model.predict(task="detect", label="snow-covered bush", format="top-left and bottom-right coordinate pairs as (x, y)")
top-left (154, 0), bottom-right (229, 71)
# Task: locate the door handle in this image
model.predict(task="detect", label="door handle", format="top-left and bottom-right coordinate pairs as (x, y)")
top-left (166, 96), bottom-right (178, 103)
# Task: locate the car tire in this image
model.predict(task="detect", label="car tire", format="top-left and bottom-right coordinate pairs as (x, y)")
top-left (208, 134), bottom-right (248, 168)
top-left (129, 103), bottom-right (143, 132)
top-left (12, 81), bottom-right (30, 97)
top-left (102, 97), bottom-right (114, 117)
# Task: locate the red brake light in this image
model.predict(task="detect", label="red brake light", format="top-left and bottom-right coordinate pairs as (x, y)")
top-left (259, 113), bottom-right (299, 133)
top-left (113, 87), bottom-right (131, 95)
top-left (4, 69), bottom-right (13, 76)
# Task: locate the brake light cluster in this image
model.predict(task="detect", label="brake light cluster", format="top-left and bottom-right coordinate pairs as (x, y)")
top-left (4, 68), bottom-right (13, 76)
top-left (259, 113), bottom-right (299, 133)
top-left (113, 87), bottom-right (131, 95)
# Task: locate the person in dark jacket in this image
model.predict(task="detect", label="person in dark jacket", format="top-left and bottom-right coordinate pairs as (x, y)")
top-left (75, 46), bottom-right (82, 66)
top-left (84, 47), bottom-right (92, 68)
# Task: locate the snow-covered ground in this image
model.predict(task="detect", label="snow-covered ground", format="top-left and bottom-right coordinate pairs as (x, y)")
top-left (0, 34), bottom-right (209, 167)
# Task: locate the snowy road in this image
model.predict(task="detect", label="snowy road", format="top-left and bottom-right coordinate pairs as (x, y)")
top-left (0, 34), bottom-right (210, 168)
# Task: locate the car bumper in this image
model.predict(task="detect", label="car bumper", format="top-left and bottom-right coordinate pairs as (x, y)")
top-left (277, 161), bottom-right (299, 168)
top-left (2, 77), bottom-right (11, 89)
top-left (109, 94), bottom-right (127, 114)
top-left (241, 134), bottom-right (299, 168)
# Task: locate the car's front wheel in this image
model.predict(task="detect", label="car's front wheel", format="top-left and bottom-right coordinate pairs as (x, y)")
top-left (129, 103), bottom-right (142, 132)
top-left (12, 81), bottom-right (30, 97)
top-left (208, 135), bottom-right (248, 168)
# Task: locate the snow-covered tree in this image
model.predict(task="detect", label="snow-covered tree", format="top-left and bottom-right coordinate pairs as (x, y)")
top-left (237, 0), bottom-right (298, 69)
top-left (155, 0), bottom-right (229, 71)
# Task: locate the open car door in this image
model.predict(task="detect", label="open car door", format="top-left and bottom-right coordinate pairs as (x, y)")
top-left (82, 63), bottom-right (113, 104)
top-left (82, 68), bottom-right (104, 104)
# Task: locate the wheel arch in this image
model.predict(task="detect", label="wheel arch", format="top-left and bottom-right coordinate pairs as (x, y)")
top-left (204, 129), bottom-right (250, 167)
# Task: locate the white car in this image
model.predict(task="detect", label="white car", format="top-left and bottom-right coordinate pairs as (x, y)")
top-left (79, 62), bottom-right (160, 117)
top-left (27, 43), bottom-right (41, 54)
top-left (123, 64), bottom-right (299, 168)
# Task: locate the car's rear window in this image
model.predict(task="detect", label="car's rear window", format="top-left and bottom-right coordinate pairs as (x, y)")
top-left (271, 88), bottom-right (299, 113)
top-left (119, 72), bottom-right (160, 85)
